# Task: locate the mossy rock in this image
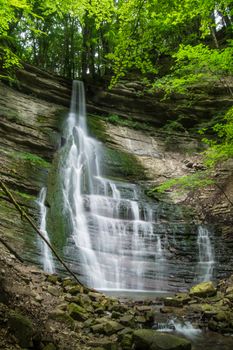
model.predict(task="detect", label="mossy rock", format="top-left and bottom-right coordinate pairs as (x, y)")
top-left (121, 333), bottom-right (133, 350)
top-left (68, 285), bottom-right (83, 295)
top-left (91, 318), bottom-right (124, 335)
top-left (133, 329), bottom-right (191, 350)
top-left (67, 303), bottom-right (88, 321)
top-left (47, 275), bottom-right (60, 284)
top-left (163, 293), bottom-right (191, 308)
top-left (42, 343), bottom-right (57, 350)
top-left (89, 338), bottom-right (118, 350)
top-left (189, 281), bottom-right (217, 298)
top-left (49, 309), bottom-right (74, 327)
top-left (8, 311), bottom-right (35, 348)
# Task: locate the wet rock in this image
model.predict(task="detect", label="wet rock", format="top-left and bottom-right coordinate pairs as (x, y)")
top-left (199, 303), bottom-right (219, 319)
top-left (67, 303), bottom-right (88, 321)
top-left (8, 310), bottom-right (35, 348)
top-left (189, 281), bottom-right (217, 298)
top-left (133, 329), bottom-right (191, 350)
top-left (208, 319), bottom-right (232, 333)
top-left (163, 293), bottom-right (191, 308)
top-left (119, 314), bottom-right (135, 327)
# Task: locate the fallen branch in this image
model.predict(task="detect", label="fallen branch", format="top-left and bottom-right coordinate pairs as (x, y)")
top-left (215, 183), bottom-right (233, 207)
top-left (0, 180), bottom-right (84, 287)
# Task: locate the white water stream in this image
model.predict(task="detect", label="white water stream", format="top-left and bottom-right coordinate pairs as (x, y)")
top-left (60, 81), bottom-right (166, 290)
top-left (36, 187), bottom-right (55, 273)
top-left (197, 225), bottom-right (214, 282)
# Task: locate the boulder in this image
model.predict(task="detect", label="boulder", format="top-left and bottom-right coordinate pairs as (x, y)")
top-left (8, 311), bottom-right (35, 348)
top-left (164, 294), bottom-right (191, 308)
top-left (47, 285), bottom-right (61, 297)
top-left (68, 285), bottom-right (83, 295)
top-left (189, 281), bottom-right (216, 298)
top-left (121, 333), bottom-right (133, 350)
top-left (42, 343), bottom-right (57, 350)
top-left (133, 329), bottom-right (191, 350)
top-left (49, 309), bottom-right (74, 327)
top-left (47, 275), bottom-right (60, 284)
top-left (67, 303), bottom-right (88, 321)
top-left (89, 338), bottom-right (118, 350)
top-left (91, 318), bottom-right (124, 335)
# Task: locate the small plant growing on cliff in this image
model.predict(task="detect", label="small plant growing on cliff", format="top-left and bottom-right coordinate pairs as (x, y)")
top-left (107, 114), bottom-right (151, 131)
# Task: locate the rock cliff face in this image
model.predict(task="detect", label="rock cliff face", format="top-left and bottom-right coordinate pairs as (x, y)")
top-left (0, 64), bottom-right (233, 291)
top-left (0, 80), bottom-right (67, 260)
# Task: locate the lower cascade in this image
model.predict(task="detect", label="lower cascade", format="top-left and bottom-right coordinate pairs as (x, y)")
top-left (39, 81), bottom-right (216, 291)
top-left (36, 187), bottom-right (55, 274)
top-left (197, 225), bottom-right (214, 282)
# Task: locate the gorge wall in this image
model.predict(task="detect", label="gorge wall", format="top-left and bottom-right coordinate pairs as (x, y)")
top-left (0, 64), bottom-right (233, 291)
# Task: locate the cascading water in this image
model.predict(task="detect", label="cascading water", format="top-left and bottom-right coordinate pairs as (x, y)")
top-left (36, 187), bottom-right (55, 273)
top-left (197, 225), bottom-right (214, 281)
top-left (60, 81), bottom-right (167, 290)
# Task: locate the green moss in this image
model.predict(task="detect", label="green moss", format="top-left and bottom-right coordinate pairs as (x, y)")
top-left (14, 190), bottom-right (36, 201)
top-left (8, 311), bottom-right (34, 348)
top-left (106, 113), bottom-right (152, 131)
top-left (46, 153), bottom-right (68, 252)
top-left (87, 114), bottom-right (108, 142)
top-left (103, 146), bottom-right (145, 181)
top-left (15, 151), bottom-right (50, 168)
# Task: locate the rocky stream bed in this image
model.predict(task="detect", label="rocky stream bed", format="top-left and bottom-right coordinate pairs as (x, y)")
top-left (1, 243), bottom-right (233, 350)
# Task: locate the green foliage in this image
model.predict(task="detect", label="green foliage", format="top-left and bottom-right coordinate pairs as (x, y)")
top-left (151, 105), bottom-right (233, 195)
top-left (162, 120), bottom-right (186, 133)
top-left (0, 0), bottom-right (33, 78)
top-left (150, 171), bottom-right (214, 194)
top-left (1, 0), bottom-right (233, 82)
top-left (203, 106), bottom-right (233, 166)
top-left (153, 42), bottom-right (233, 95)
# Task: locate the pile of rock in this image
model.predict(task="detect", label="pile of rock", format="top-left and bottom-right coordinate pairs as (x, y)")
top-left (161, 280), bottom-right (233, 334)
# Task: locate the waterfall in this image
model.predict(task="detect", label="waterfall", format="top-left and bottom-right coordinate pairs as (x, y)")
top-left (60, 81), bottom-right (166, 290)
top-left (197, 225), bottom-right (214, 281)
top-left (36, 187), bottom-right (55, 274)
